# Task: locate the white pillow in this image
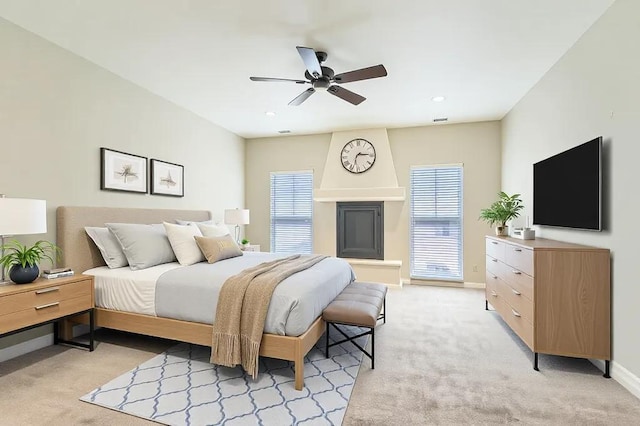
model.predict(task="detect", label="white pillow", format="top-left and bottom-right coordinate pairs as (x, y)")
top-left (163, 222), bottom-right (205, 266)
top-left (197, 223), bottom-right (230, 237)
top-left (84, 227), bottom-right (128, 269)
top-left (106, 223), bottom-right (177, 270)
top-left (176, 219), bottom-right (214, 226)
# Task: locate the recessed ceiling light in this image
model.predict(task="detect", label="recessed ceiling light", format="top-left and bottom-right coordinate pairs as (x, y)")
top-left (431, 96), bottom-right (446, 102)
top-left (265, 111), bottom-right (276, 116)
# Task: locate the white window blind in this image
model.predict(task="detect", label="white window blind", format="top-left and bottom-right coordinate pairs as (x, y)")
top-left (270, 171), bottom-right (313, 254)
top-left (410, 165), bottom-right (463, 280)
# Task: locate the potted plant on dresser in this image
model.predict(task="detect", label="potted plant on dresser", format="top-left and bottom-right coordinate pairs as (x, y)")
top-left (0, 239), bottom-right (60, 284)
top-left (479, 192), bottom-right (524, 236)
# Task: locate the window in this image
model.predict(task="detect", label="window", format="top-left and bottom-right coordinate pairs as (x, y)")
top-left (270, 171), bottom-right (313, 254)
top-left (410, 165), bottom-right (463, 280)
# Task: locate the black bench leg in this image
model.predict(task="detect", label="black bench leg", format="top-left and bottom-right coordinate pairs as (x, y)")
top-left (325, 322), bottom-right (330, 358)
top-left (383, 297), bottom-right (386, 324)
top-left (371, 327), bottom-right (375, 369)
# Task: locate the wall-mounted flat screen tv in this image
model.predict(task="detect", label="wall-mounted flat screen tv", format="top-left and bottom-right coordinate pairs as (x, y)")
top-left (533, 137), bottom-right (602, 230)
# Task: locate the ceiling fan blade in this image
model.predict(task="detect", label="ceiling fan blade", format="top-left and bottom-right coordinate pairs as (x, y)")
top-left (327, 85), bottom-right (366, 105)
top-left (250, 76), bottom-right (308, 84)
top-left (296, 46), bottom-right (322, 78)
top-left (288, 88), bottom-right (316, 106)
top-left (334, 64), bottom-right (388, 83)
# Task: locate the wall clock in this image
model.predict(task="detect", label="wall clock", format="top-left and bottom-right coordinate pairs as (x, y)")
top-left (340, 138), bottom-right (376, 174)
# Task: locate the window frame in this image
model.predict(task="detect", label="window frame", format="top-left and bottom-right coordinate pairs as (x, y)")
top-left (409, 164), bottom-right (464, 281)
top-left (269, 170), bottom-right (314, 254)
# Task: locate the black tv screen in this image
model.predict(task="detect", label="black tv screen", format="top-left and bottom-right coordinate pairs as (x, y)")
top-left (533, 137), bottom-right (602, 230)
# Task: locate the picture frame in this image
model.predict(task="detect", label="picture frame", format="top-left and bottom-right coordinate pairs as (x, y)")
top-left (100, 148), bottom-right (148, 193)
top-left (150, 159), bottom-right (184, 197)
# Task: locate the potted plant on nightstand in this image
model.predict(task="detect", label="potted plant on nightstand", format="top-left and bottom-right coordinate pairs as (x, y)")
top-left (479, 192), bottom-right (524, 236)
top-left (241, 238), bottom-right (250, 250)
top-left (0, 239), bottom-right (60, 284)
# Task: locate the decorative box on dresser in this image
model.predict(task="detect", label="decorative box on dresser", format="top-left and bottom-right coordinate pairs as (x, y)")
top-left (485, 235), bottom-right (610, 376)
top-left (0, 274), bottom-right (95, 351)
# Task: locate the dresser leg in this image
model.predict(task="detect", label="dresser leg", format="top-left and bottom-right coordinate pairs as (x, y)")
top-left (604, 360), bottom-right (611, 378)
top-left (533, 352), bottom-right (539, 371)
top-left (485, 300), bottom-right (488, 310)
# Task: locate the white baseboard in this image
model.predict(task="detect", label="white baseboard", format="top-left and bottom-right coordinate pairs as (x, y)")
top-left (0, 333), bottom-right (53, 363)
top-left (611, 361), bottom-right (640, 400)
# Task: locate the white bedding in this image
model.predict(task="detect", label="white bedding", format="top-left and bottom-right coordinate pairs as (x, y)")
top-left (84, 252), bottom-right (355, 336)
top-left (85, 262), bottom-right (181, 316)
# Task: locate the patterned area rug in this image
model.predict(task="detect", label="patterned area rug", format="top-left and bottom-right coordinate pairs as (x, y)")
top-left (81, 327), bottom-right (367, 425)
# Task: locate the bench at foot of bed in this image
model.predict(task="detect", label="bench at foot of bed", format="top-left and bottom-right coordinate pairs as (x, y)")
top-left (322, 281), bottom-right (387, 369)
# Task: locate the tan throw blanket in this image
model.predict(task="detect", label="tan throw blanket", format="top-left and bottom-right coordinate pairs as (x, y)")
top-left (210, 254), bottom-right (328, 378)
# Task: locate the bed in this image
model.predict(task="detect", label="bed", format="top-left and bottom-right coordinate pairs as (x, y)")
top-left (56, 206), bottom-right (353, 390)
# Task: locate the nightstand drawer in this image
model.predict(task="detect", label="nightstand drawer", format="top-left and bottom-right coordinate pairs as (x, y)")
top-left (0, 279), bottom-right (92, 316)
top-left (0, 295), bottom-right (92, 334)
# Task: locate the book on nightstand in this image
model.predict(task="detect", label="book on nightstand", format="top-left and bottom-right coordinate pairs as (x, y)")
top-left (42, 269), bottom-right (74, 279)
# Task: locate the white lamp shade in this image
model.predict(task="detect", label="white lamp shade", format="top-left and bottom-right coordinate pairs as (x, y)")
top-left (0, 198), bottom-right (47, 235)
top-left (224, 208), bottom-right (250, 225)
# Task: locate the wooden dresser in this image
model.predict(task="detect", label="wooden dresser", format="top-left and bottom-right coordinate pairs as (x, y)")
top-left (485, 235), bottom-right (610, 375)
top-left (0, 274), bottom-right (95, 351)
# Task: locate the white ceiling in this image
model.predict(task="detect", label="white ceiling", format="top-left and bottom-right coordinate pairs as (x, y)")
top-left (0, 0), bottom-right (614, 138)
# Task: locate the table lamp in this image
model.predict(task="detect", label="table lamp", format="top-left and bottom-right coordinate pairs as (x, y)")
top-left (0, 196), bottom-right (47, 283)
top-left (224, 208), bottom-right (250, 243)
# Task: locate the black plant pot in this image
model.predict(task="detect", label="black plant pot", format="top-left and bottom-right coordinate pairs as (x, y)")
top-left (9, 264), bottom-right (40, 284)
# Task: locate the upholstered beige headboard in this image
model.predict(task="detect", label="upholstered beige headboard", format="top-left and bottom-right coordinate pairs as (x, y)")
top-left (56, 206), bottom-right (211, 273)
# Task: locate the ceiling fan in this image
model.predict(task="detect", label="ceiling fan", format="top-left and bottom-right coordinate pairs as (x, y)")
top-left (250, 46), bottom-right (387, 106)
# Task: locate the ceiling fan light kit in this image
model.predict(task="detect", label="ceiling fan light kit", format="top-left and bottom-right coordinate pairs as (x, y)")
top-left (250, 46), bottom-right (387, 106)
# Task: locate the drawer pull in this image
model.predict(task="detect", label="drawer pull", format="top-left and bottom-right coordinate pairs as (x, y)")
top-left (491, 242), bottom-right (498, 245)
top-left (35, 302), bottom-right (60, 311)
top-left (512, 270), bottom-right (522, 275)
top-left (491, 291), bottom-right (497, 297)
top-left (491, 258), bottom-right (498, 262)
top-left (493, 275), bottom-right (498, 280)
top-left (514, 248), bottom-right (522, 252)
top-left (512, 288), bottom-right (521, 295)
top-left (511, 309), bottom-right (521, 318)
top-left (35, 287), bottom-right (60, 295)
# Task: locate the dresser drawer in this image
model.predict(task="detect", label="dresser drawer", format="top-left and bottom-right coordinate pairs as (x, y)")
top-left (486, 255), bottom-right (500, 275)
top-left (485, 270), bottom-right (500, 300)
top-left (495, 296), bottom-right (534, 349)
top-left (0, 295), bottom-right (92, 334)
top-left (0, 279), bottom-right (92, 316)
top-left (505, 244), bottom-right (534, 276)
top-left (497, 261), bottom-right (534, 301)
top-left (486, 238), bottom-right (505, 262)
top-left (502, 283), bottom-right (534, 324)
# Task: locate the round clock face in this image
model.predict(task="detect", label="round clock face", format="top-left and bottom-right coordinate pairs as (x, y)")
top-left (340, 138), bottom-right (376, 174)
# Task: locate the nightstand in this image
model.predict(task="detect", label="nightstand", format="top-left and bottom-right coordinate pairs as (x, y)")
top-left (0, 274), bottom-right (95, 351)
top-left (241, 244), bottom-right (261, 252)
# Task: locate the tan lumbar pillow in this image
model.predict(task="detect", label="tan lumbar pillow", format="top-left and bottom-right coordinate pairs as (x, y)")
top-left (194, 235), bottom-right (243, 263)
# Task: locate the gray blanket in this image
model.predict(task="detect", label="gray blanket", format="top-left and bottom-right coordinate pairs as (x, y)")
top-left (155, 252), bottom-right (354, 336)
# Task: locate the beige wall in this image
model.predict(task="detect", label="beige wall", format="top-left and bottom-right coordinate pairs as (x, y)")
top-left (246, 121), bottom-right (501, 283)
top-left (501, 0), bottom-right (640, 378)
top-left (0, 19), bottom-right (245, 350)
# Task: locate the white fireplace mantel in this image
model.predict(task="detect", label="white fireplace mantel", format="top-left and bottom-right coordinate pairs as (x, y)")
top-left (313, 187), bottom-right (406, 202)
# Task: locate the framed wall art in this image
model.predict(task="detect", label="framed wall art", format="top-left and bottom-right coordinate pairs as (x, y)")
top-left (100, 148), bottom-right (147, 193)
top-left (150, 159), bottom-right (184, 197)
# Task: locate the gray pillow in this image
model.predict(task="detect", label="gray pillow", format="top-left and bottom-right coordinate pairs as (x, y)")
top-left (176, 219), bottom-right (214, 226)
top-left (84, 226), bottom-right (129, 268)
top-left (106, 223), bottom-right (177, 270)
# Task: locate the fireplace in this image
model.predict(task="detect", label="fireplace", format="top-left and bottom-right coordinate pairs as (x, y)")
top-left (336, 201), bottom-right (384, 260)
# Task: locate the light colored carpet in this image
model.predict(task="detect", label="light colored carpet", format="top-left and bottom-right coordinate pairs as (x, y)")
top-left (0, 285), bottom-right (639, 426)
top-left (81, 328), bottom-right (367, 425)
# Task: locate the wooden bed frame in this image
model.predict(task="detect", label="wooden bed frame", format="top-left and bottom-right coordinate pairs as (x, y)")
top-left (56, 206), bottom-right (326, 390)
